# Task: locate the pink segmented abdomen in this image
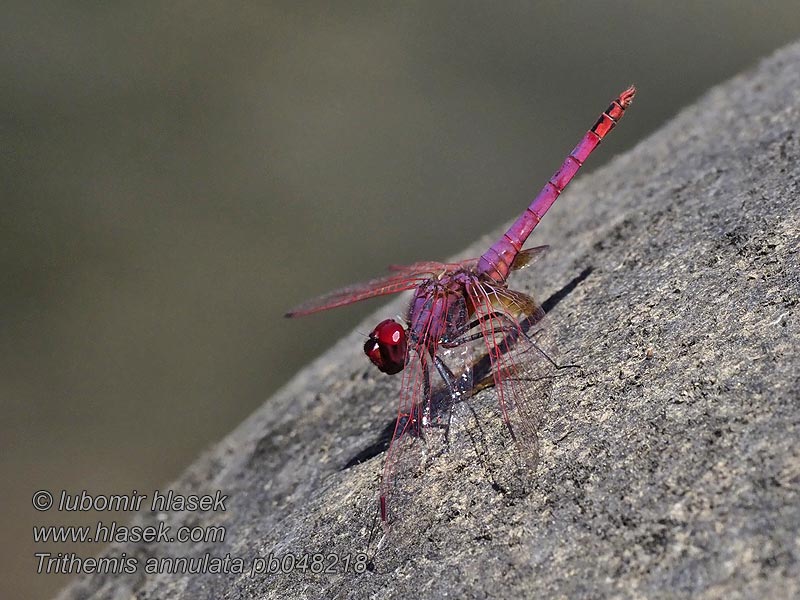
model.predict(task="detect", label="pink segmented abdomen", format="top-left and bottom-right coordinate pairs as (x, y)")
top-left (477, 86), bottom-right (636, 283)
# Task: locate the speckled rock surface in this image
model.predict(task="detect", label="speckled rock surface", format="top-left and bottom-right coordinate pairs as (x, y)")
top-left (60, 41), bottom-right (799, 600)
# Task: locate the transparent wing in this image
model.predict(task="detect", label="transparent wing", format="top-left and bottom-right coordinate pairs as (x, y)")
top-left (428, 245), bottom-right (548, 275)
top-left (285, 267), bottom-right (437, 317)
top-left (285, 249), bottom-right (547, 318)
top-left (386, 260), bottom-right (456, 273)
top-left (378, 291), bottom-right (473, 526)
top-left (378, 345), bottom-right (429, 524)
top-left (464, 280), bottom-right (555, 469)
top-left (509, 245), bottom-right (549, 271)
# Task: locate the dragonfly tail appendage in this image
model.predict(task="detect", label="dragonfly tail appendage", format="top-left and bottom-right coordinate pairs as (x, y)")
top-left (477, 86), bottom-right (636, 283)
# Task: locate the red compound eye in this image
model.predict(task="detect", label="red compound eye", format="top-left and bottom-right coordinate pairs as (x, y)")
top-left (364, 319), bottom-right (407, 375)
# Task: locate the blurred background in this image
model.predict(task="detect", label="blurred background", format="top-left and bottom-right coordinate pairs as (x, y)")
top-left (3, 2), bottom-right (799, 598)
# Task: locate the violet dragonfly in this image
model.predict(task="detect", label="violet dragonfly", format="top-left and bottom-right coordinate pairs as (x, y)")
top-left (286, 86), bottom-right (636, 524)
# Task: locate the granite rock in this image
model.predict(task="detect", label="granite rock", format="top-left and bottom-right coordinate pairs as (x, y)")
top-left (61, 40), bottom-right (800, 600)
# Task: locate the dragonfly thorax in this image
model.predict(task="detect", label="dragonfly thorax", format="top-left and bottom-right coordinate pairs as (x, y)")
top-left (407, 273), bottom-right (473, 347)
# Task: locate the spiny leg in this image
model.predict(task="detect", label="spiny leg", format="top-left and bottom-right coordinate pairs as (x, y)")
top-left (526, 328), bottom-right (580, 370)
top-left (415, 353), bottom-right (431, 438)
top-left (429, 353), bottom-right (469, 442)
top-left (443, 310), bottom-right (577, 370)
top-left (398, 351), bottom-right (431, 441)
top-left (439, 311), bottom-right (523, 347)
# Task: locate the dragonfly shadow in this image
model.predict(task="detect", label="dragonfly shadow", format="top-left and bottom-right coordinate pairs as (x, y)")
top-left (341, 265), bottom-right (593, 471)
top-left (540, 265), bottom-right (592, 315)
top-left (343, 421), bottom-right (396, 469)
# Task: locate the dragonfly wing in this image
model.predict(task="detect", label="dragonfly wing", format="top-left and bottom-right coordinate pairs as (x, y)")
top-left (386, 260), bottom-right (454, 273)
top-left (378, 345), bottom-right (429, 524)
top-left (285, 269), bottom-right (435, 317)
top-left (378, 288), bottom-right (473, 526)
top-left (464, 281), bottom-right (555, 468)
top-left (509, 245), bottom-right (549, 272)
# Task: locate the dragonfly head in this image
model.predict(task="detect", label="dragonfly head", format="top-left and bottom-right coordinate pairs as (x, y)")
top-left (364, 319), bottom-right (407, 375)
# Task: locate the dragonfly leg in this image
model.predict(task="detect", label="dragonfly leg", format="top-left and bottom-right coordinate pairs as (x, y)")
top-left (397, 351), bottom-right (431, 441)
top-left (415, 354), bottom-right (432, 438)
top-left (429, 353), bottom-right (470, 443)
top-left (443, 311), bottom-right (578, 370)
top-left (488, 320), bottom-right (579, 371)
top-left (440, 310), bottom-right (528, 347)
top-left (433, 354), bottom-right (471, 396)
top-left (526, 329), bottom-right (581, 370)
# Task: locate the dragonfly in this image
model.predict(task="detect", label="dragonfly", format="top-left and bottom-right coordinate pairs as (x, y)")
top-left (286, 86), bottom-right (636, 525)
